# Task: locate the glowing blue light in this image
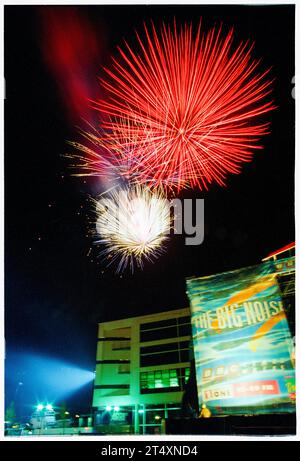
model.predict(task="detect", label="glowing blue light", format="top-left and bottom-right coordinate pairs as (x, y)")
top-left (114, 406), bottom-right (120, 411)
top-left (138, 409), bottom-right (144, 414)
top-left (106, 406), bottom-right (112, 412)
top-left (6, 351), bottom-right (96, 405)
top-left (46, 404), bottom-right (53, 411)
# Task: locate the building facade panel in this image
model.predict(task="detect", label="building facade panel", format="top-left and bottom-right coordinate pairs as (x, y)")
top-left (92, 307), bottom-right (192, 434)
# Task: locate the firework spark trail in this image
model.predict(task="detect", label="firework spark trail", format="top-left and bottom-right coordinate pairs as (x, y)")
top-left (94, 185), bottom-right (171, 272)
top-left (67, 120), bottom-right (142, 189)
top-left (68, 118), bottom-right (187, 190)
top-left (94, 21), bottom-right (275, 191)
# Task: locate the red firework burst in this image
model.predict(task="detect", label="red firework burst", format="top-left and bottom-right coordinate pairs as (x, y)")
top-left (95, 21), bottom-right (275, 191)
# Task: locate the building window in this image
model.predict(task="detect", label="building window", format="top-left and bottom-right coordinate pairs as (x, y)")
top-left (140, 327), bottom-right (178, 342)
top-left (140, 351), bottom-right (179, 366)
top-left (140, 319), bottom-right (176, 330)
top-left (139, 315), bottom-right (191, 342)
top-left (178, 323), bottom-right (192, 337)
top-left (140, 367), bottom-right (190, 393)
top-left (178, 316), bottom-right (190, 325)
top-left (140, 341), bottom-right (189, 355)
top-left (140, 341), bottom-right (190, 367)
top-left (184, 367), bottom-right (190, 382)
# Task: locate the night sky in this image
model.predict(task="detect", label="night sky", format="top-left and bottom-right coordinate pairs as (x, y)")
top-left (4, 5), bottom-right (294, 417)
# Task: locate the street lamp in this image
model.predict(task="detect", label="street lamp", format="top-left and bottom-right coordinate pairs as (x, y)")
top-left (36, 404), bottom-right (46, 434)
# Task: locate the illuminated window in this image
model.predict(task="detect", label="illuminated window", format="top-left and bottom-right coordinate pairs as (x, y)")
top-left (154, 370), bottom-right (163, 388)
top-left (140, 368), bottom-right (189, 393)
top-left (184, 367), bottom-right (190, 383)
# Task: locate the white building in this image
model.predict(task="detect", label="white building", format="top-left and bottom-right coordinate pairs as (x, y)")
top-left (92, 307), bottom-right (192, 435)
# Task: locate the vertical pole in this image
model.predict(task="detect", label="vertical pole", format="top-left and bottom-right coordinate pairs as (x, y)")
top-left (134, 404), bottom-right (139, 435)
top-left (142, 405), bottom-right (146, 435)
